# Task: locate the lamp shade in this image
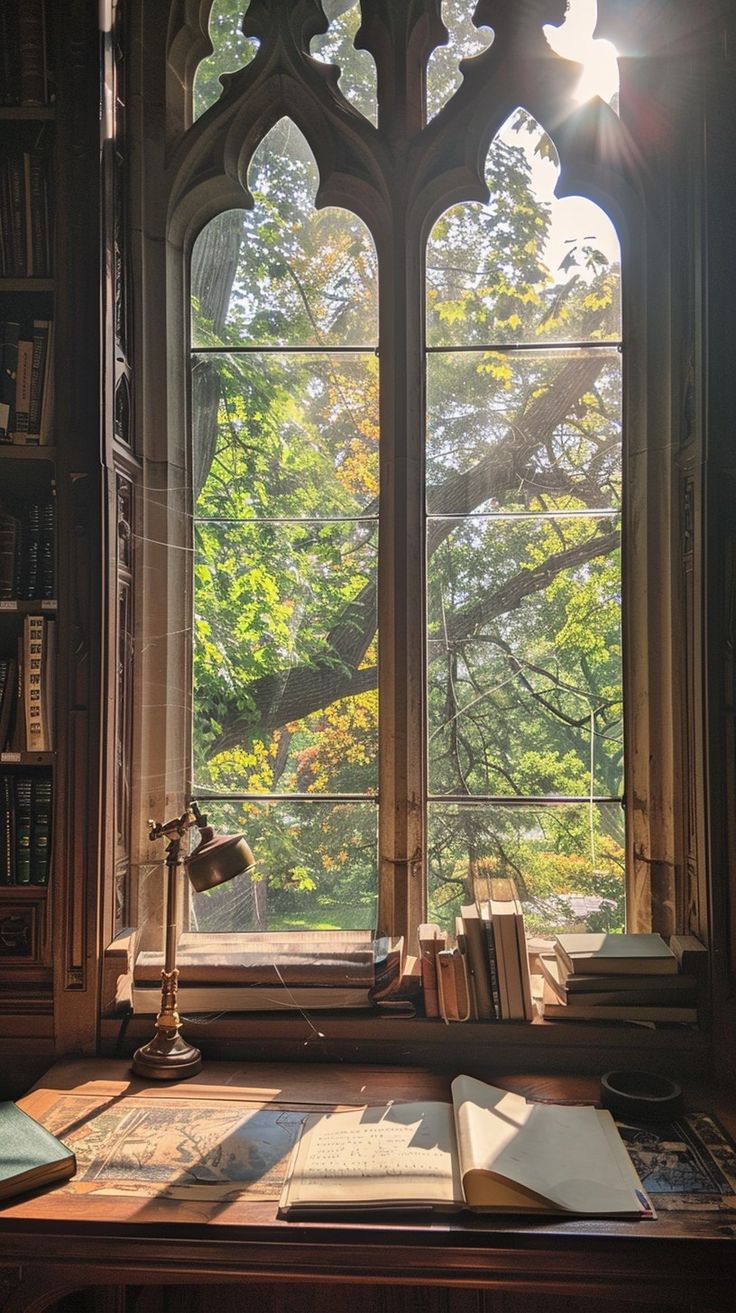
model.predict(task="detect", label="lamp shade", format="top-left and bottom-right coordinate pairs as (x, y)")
top-left (185, 829), bottom-right (255, 893)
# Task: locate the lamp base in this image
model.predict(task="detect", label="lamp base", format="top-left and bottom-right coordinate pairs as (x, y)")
top-left (131, 1027), bottom-right (202, 1080)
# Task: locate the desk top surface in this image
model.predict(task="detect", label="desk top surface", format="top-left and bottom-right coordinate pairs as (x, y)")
top-left (2, 1060), bottom-right (736, 1268)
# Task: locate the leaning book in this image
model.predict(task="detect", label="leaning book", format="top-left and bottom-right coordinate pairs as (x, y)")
top-left (0, 1101), bottom-right (75, 1201)
top-left (278, 1074), bottom-right (654, 1219)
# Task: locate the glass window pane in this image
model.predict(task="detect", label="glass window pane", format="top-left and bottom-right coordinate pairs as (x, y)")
top-left (427, 516), bottom-right (622, 798)
top-left (426, 0), bottom-right (492, 122)
top-left (193, 519), bottom-right (378, 795)
top-left (192, 351), bottom-right (379, 518)
top-left (190, 799), bottom-right (378, 933)
top-left (311, 1), bottom-right (377, 125)
top-left (427, 113), bottom-right (620, 349)
top-left (193, 0), bottom-right (258, 121)
top-left (191, 126), bottom-right (377, 349)
top-left (427, 801), bottom-right (625, 938)
top-left (427, 348), bottom-right (621, 515)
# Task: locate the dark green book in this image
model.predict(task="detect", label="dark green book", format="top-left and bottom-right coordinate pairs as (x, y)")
top-left (30, 772), bottom-right (52, 884)
top-left (0, 1101), bottom-right (75, 1201)
top-left (13, 773), bottom-right (32, 884)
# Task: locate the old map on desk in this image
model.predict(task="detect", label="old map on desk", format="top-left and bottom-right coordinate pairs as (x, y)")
top-left (614, 1112), bottom-right (736, 1211)
top-left (38, 1094), bottom-right (309, 1201)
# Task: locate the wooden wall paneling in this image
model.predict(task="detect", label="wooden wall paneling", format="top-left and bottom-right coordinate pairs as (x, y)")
top-left (31, 1283), bottom-right (715, 1313)
top-left (51, 0), bottom-right (107, 1054)
top-left (102, 0), bottom-right (139, 950)
top-left (702, 14), bottom-right (736, 1085)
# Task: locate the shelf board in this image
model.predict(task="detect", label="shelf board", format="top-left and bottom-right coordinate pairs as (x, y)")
top-left (0, 279), bottom-right (53, 292)
top-left (0, 601), bottom-right (56, 613)
top-left (0, 751), bottom-right (53, 766)
top-left (0, 444), bottom-right (56, 460)
top-left (0, 882), bottom-right (48, 896)
top-left (0, 106), bottom-right (55, 121)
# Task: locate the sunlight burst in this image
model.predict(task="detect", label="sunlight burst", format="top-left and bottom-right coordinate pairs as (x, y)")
top-left (545, 0), bottom-right (619, 107)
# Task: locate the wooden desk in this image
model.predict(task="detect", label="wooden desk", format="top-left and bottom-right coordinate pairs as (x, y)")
top-left (1, 1061), bottom-right (736, 1313)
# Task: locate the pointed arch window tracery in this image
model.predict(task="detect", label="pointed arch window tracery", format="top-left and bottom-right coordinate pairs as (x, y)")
top-left (152, 0), bottom-right (683, 950)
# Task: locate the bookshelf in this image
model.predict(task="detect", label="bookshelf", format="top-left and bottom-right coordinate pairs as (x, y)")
top-left (0, 0), bottom-right (56, 969)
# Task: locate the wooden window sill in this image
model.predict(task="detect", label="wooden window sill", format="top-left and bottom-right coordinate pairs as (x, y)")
top-left (100, 1009), bottom-right (709, 1079)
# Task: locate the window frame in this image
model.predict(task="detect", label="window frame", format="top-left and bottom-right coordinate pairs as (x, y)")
top-left (113, 0), bottom-right (716, 1061)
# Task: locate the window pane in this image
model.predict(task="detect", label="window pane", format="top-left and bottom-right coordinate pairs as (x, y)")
top-left (191, 128), bottom-right (377, 349)
top-left (190, 798), bottom-right (378, 932)
top-left (427, 801), bottom-right (625, 937)
top-left (193, 0), bottom-right (258, 121)
top-left (426, 0), bottom-right (492, 122)
top-left (193, 519), bottom-right (378, 795)
top-left (427, 515), bottom-right (622, 798)
top-left (427, 112), bottom-right (620, 349)
top-left (192, 351), bottom-right (379, 518)
top-left (544, 0), bottom-right (620, 110)
top-left (311, 1), bottom-right (377, 125)
top-left (427, 348), bottom-right (621, 514)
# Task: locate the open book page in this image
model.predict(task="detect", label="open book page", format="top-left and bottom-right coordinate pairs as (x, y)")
top-left (279, 1101), bottom-right (463, 1212)
top-left (451, 1075), bottom-right (652, 1216)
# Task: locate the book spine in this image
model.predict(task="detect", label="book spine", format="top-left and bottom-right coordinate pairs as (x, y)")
top-left (14, 773), bottom-right (32, 884)
top-left (0, 163), bottom-right (7, 275)
top-left (0, 6), bottom-right (21, 106)
top-left (41, 616), bottom-right (54, 750)
top-left (460, 907), bottom-right (494, 1019)
top-left (0, 761), bottom-right (9, 882)
top-left (14, 340), bottom-right (33, 437)
top-left (436, 949), bottom-right (458, 1022)
top-left (7, 153), bottom-right (26, 276)
top-left (418, 929), bottom-right (443, 1018)
top-left (11, 634), bottom-right (24, 751)
top-left (18, 0), bottom-right (46, 106)
top-left (453, 948), bottom-right (472, 1022)
top-left (0, 655), bottom-right (18, 751)
top-left (455, 918), bottom-right (478, 1020)
top-left (0, 321), bottom-right (19, 440)
top-left (20, 503), bottom-right (41, 599)
top-left (30, 773), bottom-right (52, 885)
top-left (514, 900), bottom-right (534, 1022)
top-left (39, 501), bottom-right (54, 599)
top-left (27, 155), bottom-right (50, 278)
top-left (24, 614), bottom-right (45, 752)
top-left (480, 910), bottom-right (501, 1019)
top-left (38, 320), bottom-right (54, 444)
top-left (497, 910), bottom-right (524, 1020)
top-left (0, 510), bottom-right (19, 600)
top-left (0, 773), bottom-right (13, 884)
top-left (27, 320), bottom-right (49, 438)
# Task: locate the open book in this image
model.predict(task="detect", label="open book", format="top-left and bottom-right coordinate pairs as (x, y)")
top-left (278, 1074), bottom-right (653, 1219)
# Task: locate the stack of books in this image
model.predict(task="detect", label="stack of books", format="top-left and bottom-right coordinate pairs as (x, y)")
top-left (0, 615), bottom-right (56, 753)
top-left (539, 932), bottom-right (698, 1024)
top-left (0, 319), bottom-right (54, 445)
top-left (0, 0), bottom-right (54, 108)
top-left (0, 498), bottom-right (56, 601)
top-left (0, 153), bottom-right (53, 279)
top-left (418, 887), bottom-right (534, 1022)
top-left (132, 932), bottom-right (413, 1014)
top-left (0, 769), bottom-right (52, 885)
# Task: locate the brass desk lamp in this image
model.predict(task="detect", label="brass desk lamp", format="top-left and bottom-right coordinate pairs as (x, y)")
top-left (131, 802), bottom-right (255, 1080)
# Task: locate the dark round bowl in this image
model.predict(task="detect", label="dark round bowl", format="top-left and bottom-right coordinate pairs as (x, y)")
top-left (600, 1069), bottom-right (683, 1120)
